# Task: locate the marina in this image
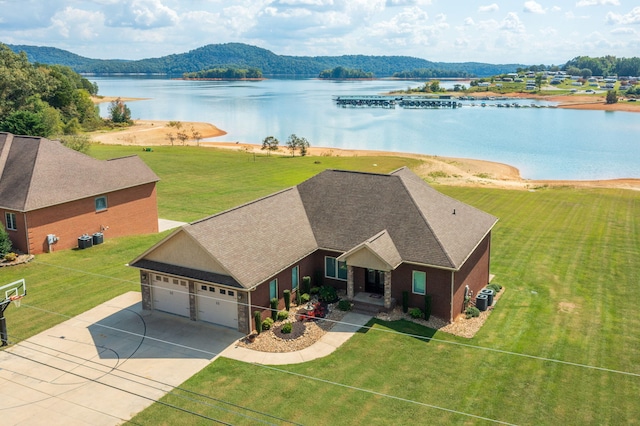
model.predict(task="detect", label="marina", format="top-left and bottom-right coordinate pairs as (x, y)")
top-left (334, 95), bottom-right (556, 109)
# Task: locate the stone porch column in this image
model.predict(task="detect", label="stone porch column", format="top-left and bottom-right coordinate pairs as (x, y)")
top-left (384, 271), bottom-right (392, 309)
top-left (347, 266), bottom-right (354, 300)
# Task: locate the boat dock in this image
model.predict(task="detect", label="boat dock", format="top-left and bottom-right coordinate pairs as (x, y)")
top-left (334, 95), bottom-right (460, 109)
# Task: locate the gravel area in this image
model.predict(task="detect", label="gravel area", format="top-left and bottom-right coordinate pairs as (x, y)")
top-left (236, 301), bottom-right (348, 353)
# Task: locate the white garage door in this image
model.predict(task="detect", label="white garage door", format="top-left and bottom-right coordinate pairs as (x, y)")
top-left (197, 283), bottom-right (238, 329)
top-left (152, 275), bottom-right (190, 318)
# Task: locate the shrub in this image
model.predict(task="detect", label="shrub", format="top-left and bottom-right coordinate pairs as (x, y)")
top-left (277, 310), bottom-right (289, 321)
top-left (262, 317), bottom-right (274, 330)
top-left (281, 322), bottom-right (292, 334)
top-left (270, 298), bottom-right (278, 321)
top-left (424, 294), bottom-right (432, 321)
top-left (338, 300), bottom-right (352, 311)
top-left (310, 286), bottom-right (320, 295)
top-left (0, 224), bottom-right (12, 256)
top-left (283, 290), bottom-right (291, 311)
top-left (409, 308), bottom-right (423, 319)
top-left (465, 306), bottom-right (480, 319)
top-left (302, 276), bottom-right (311, 294)
top-left (487, 283), bottom-right (502, 293)
top-left (296, 289), bottom-right (301, 306)
top-left (402, 291), bottom-right (409, 313)
top-left (254, 311), bottom-right (262, 334)
top-left (318, 285), bottom-right (338, 303)
top-left (4, 252), bottom-right (18, 262)
top-left (300, 293), bottom-right (310, 303)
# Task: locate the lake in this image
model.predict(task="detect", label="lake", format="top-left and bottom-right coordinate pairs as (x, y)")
top-left (92, 76), bottom-right (640, 180)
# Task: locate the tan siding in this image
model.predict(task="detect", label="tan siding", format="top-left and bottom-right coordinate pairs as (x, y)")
top-left (146, 230), bottom-right (229, 274)
top-left (346, 247), bottom-right (391, 271)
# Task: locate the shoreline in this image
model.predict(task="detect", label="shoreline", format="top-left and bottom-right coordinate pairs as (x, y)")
top-left (89, 119), bottom-right (640, 192)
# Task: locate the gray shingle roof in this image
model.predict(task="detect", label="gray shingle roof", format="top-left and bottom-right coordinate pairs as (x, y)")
top-left (134, 167), bottom-right (497, 289)
top-left (0, 133), bottom-right (160, 211)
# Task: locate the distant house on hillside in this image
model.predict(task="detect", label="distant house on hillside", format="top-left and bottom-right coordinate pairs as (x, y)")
top-left (0, 133), bottom-right (160, 254)
top-left (130, 167), bottom-right (498, 334)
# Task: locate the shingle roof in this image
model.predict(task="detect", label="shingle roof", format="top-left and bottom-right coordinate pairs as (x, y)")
top-left (133, 167), bottom-right (497, 289)
top-left (0, 133), bottom-right (160, 211)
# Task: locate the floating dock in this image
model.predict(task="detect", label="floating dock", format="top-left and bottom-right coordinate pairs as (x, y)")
top-left (334, 95), bottom-right (460, 109)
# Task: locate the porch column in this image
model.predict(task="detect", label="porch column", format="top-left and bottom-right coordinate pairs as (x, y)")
top-left (384, 271), bottom-right (392, 309)
top-left (347, 266), bottom-right (354, 300)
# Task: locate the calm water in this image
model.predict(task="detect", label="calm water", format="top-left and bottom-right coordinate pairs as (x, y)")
top-left (92, 76), bottom-right (640, 180)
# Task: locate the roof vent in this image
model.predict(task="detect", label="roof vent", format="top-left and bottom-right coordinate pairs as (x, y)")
top-left (453, 209), bottom-right (456, 215)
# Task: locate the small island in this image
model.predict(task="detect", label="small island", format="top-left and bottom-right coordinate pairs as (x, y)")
top-left (318, 66), bottom-right (374, 79)
top-left (182, 66), bottom-right (264, 80)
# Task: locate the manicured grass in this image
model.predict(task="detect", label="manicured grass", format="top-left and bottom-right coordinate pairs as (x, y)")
top-left (3, 145), bottom-right (639, 424)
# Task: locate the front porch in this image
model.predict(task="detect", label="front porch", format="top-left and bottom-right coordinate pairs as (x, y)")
top-left (350, 291), bottom-right (396, 315)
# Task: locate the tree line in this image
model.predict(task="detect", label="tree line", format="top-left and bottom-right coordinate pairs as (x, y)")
top-left (318, 67), bottom-right (373, 79)
top-left (9, 42), bottom-right (522, 77)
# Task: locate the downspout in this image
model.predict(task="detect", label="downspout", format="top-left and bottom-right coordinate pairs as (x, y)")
top-left (450, 271), bottom-right (455, 322)
top-left (23, 212), bottom-right (29, 255)
top-left (248, 290), bottom-right (253, 333)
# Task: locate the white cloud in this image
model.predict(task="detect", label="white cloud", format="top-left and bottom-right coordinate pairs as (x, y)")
top-left (478, 3), bottom-right (499, 13)
top-left (551, 6), bottom-right (562, 12)
top-left (50, 7), bottom-right (103, 40)
top-left (576, 0), bottom-right (620, 7)
top-left (463, 17), bottom-right (475, 26)
top-left (104, 0), bottom-right (178, 29)
top-left (500, 12), bottom-right (525, 33)
top-left (606, 7), bottom-right (640, 25)
top-left (610, 27), bottom-right (636, 34)
top-left (523, 1), bottom-right (546, 14)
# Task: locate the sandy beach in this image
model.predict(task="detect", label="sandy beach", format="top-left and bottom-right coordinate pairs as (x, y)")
top-left (89, 116), bottom-right (640, 192)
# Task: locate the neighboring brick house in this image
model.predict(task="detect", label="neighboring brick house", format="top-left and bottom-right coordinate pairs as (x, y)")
top-left (130, 167), bottom-right (498, 334)
top-left (0, 133), bottom-right (160, 254)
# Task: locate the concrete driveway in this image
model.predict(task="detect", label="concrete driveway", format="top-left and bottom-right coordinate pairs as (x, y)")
top-left (0, 292), bottom-right (242, 426)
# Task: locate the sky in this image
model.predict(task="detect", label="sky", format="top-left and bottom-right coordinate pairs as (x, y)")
top-left (1, 0), bottom-right (639, 65)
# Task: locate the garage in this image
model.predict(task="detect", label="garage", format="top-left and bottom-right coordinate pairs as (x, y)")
top-left (151, 274), bottom-right (190, 317)
top-left (197, 283), bottom-right (238, 329)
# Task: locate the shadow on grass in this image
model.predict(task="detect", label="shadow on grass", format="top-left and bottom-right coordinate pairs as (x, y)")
top-left (357, 318), bottom-right (437, 344)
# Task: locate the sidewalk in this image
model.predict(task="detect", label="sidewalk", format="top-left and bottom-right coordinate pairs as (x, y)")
top-left (220, 312), bottom-right (372, 365)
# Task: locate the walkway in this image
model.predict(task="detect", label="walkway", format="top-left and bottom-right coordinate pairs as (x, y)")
top-left (221, 312), bottom-right (372, 365)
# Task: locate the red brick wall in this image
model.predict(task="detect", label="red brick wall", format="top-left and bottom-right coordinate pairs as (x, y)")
top-left (391, 263), bottom-right (453, 321)
top-left (1, 210), bottom-right (28, 255)
top-left (23, 183), bottom-right (158, 254)
top-left (452, 233), bottom-right (492, 321)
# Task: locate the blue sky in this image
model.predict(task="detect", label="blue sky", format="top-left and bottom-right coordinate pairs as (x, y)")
top-left (1, 0), bottom-right (638, 64)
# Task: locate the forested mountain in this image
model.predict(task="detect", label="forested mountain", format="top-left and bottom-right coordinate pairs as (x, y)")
top-left (562, 55), bottom-right (640, 77)
top-left (7, 42), bottom-right (523, 77)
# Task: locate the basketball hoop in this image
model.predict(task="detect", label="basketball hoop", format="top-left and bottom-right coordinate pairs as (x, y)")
top-left (9, 294), bottom-right (23, 308)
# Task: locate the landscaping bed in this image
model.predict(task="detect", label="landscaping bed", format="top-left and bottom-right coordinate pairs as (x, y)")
top-left (237, 299), bottom-right (349, 353)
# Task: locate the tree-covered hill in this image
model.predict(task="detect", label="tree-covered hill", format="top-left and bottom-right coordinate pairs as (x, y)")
top-left (7, 42), bottom-right (523, 77)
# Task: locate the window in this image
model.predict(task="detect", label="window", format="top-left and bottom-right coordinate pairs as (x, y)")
top-left (269, 279), bottom-right (278, 299)
top-left (325, 257), bottom-right (347, 281)
top-left (292, 265), bottom-right (299, 291)
top-left (220, 289), bottom-right (226, 295)
top-left (201, 285), bottom-right (207, 291)
top-left (412, 271), bottom-right (426, 295)
top-left (228, 290), bottom-right (234, 297)
top-left (95, 196), bottom-right (107, 212)
top-left (5, 213), bottom-right (16, 231)
top-left (209, 286), bottom-right (215, 292)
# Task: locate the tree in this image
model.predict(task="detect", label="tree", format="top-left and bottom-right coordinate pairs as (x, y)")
top-left (176, 131), bottom-right (189, 145)
top-left (285, 134), bottom-right (310, 157)
top-left (190, 126), bottom-right (202, 146)
top-left (429, 80), bottom-right (441, 93)
top-left (0, 224), bottom-right (12, 256)
top-left (108, 98), bottom-right (132, 124)
top-left (261, 136), bottom-right (279, 155)
top-left (535, 74), bottom-right (544, 91)
top-left (606, 90), bottom-right (618, 104)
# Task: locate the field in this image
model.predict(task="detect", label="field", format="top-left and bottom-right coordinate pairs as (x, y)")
top-left (2, 144), bottom-right (639, 425)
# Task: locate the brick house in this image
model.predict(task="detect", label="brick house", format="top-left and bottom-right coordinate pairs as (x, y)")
top-left (130, 167), bottom-right (497, 334)
top-left (0, 133), bottom-right (160, 254)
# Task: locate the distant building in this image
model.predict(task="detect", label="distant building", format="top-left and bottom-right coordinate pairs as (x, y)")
top-left (0, 133), bottom-right (160, 254)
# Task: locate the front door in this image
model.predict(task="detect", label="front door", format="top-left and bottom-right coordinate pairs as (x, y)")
top-left (365, 269), bottom-right (385, 294)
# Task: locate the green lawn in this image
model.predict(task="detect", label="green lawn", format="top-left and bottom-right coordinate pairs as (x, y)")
top-left (2, 145), bottom-right (639, 424)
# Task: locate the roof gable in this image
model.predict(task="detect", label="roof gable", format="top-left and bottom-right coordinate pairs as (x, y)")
top-left (0, 133), bottom-right (160, 211)
top-left (337, 230), bottom-right (402, 271)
